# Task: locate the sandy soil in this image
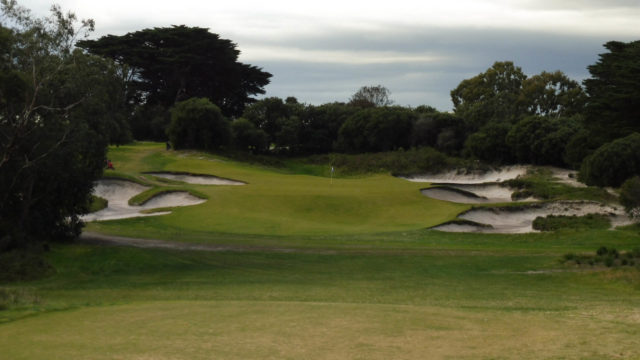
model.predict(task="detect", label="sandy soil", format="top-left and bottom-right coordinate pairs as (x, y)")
top-left (433, 201), bottom-right (633, 234)
top-left (421, 184), bottom-right (519, 204)
top-left (147, 172), bottom-right (245, 185)
top-left (82, 179), bottom-right (205, 222)
top-left (401, 166), bottom-right (528, 184)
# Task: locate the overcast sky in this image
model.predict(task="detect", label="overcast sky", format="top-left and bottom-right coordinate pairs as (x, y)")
top-left (15, 0), bottom-right (640, 110)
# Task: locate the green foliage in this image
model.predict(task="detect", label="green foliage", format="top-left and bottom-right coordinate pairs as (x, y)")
top-left (231, 118), bottom-right (269, 153)
top-left (563, 129), bottom-right (597, 169)
top-left (584, 40), bottom-right (640, 144)
top-left (580, 133), bottom-right (640, 187)
top-left (129, 104), bottom-right (170, 141)
top-left (167, 98), bottom-right (231, 151)
top-left (619, 176), bottom-right (640, 217)
top-left (451, 61), bottom-right (527, 130)
top-left (463, 122), bottom-right (513, 163)
top-left (328, 147), bottom-right (460, 175)
top-left (0, 1), bottom-right (121, 249)
top-left (519, 71), bottom-right (586, 118)
top-left (411, 111), bottom-right (466, 155)
top-left (78, 25), bottom-right (271, 118)
top-left (532, 214), bottom-right (610, 232)
top-left (336, 107), bottom-right (415, 153)
top-left (562, 246), bottom-right (640, 268)
top-left (506, 169), bottom-right (615, 202)
top-left (506, 116), bottom-right (582, 166)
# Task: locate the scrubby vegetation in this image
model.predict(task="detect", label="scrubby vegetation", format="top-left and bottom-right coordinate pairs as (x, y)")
top-left (505, 169), bottom-right (615, 202)
top-left (532, 214), bottom-right (611, 231)
top-left (562, 247), bottom-right (640, 268)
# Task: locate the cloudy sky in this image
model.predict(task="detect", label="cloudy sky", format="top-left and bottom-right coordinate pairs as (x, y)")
top-left (15, 0), bottom-right (640, 110)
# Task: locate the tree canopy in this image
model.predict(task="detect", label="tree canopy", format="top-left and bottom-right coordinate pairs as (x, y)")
top-left (77, 26), bottom-right (272, 118)
top-left (1, 0), bottom-right (125, 250)
top-left (583, 40), bottom-right (640, 144)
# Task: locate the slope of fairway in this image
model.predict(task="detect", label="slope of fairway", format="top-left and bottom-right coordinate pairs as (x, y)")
top-left (91, 142), bottom-right (466, 238)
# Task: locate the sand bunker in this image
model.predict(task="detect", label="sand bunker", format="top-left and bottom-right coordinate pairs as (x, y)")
top-left (546, 167), bottom-right (586, 188)
top-left (433, 201), bottom-right (632, 234)
top-left (421, 183), bottom-right (519, 204)
top-left (146, 172), bottom-right (245, 185)
top-left (401, 166), bottom-right (528, 184)
top-left (82, 179), bottom-right (205, 222)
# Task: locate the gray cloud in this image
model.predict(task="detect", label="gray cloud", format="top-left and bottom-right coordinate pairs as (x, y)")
top-left (249, 26), bottom-right (636, 110)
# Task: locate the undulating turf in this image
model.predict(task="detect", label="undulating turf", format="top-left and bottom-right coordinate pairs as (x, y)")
top-left (1, 142), bottom-right (639, 359)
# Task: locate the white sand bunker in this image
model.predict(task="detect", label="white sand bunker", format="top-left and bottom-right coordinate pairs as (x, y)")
top-left (546, 167), bottom-right (586, 188)
top-left (421, 183), bottom-right (519, 204)
top-left (433, 201), bottom-right (632, 234)
top-left (82, 179), bottom-right (205, 222)
top-left (401, 166), bottom-right (528, 184)
top-left (146, 172), bottom-right (245, 185)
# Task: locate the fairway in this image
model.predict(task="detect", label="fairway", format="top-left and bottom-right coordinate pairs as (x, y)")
top-left (2, 143), bottom-right (640, 359)
top-left (90, 142), bottom-right (467, 238)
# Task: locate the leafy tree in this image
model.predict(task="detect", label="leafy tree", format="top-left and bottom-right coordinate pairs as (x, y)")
top-left (463, 122), bottom-right (514, 163)
top-left (580, 133), bottom-right (640, 187)
top-left (619, 176), bottom-right (640, 218)
top-left (167, 98), bottom-right (231, 150)
top-left (298, 102), bottom-right (356, 154)
top-left (1, 0), bottom-right (123, 250)
top-left (519, 71), bottom-right (586, 118)
top-left (337, 107), bottom-right (415, 153)
top-left (411, 112), bottom-right (466, 154)
top-left (563, 128), bottom-right (597, 169)
top-left (77, 26), bottom-right (272, 119)
top-left (230, 118), bottom-right (268, 153)
top-left (349, 85), bottom-right (393, 108)
top-left (583, 40), bottom-right (640, 143)
top-left (242, 97), bottom-right (291, 143)
top-left (451, 61), bottom-right (526, 130)
top-left (506, 116), bottom-right (581, 166)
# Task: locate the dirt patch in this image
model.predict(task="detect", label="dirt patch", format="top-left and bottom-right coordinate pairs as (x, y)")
top-left (146, 172), bottom-right (245, 185)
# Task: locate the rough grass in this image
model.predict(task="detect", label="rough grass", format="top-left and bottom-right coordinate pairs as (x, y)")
top-left (88, 195), bottom-right (108, 213)
top-left (507, 168), bottom-right (616, 203)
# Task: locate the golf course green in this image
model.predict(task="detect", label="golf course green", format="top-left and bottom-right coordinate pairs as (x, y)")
top-left (1, 142), bottom-right (639, 359)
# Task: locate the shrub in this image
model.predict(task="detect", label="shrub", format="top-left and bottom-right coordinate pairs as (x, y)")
top-left (619, 176), bottom-right (640, 217)
top-left (167, 98), bottom-right (231, 151)
top-left (580, 133), bottom-right (640, 187)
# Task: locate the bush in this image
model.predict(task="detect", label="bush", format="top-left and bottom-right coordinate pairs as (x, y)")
top-left (620, 176), bottom-right (640, 217)
top-left (231, 118), bottom-right (269, 153)
top-left (532, 214), bottom-right (610, 231)
top-left (463, 122), bottom-right (513, 163)
top-left (167, 98), bottom-right (231, 151)
top-left (580, 133), bottom-right (640, 187)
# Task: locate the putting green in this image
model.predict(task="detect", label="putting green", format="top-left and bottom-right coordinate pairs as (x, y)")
top-left (2, 300), bottom-right (639, 360)
top-left (92, 142), bottom-right (466, 237)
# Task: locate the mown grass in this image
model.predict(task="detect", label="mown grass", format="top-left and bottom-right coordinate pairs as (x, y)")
top-left (2, 142), bottom-right (639, 359)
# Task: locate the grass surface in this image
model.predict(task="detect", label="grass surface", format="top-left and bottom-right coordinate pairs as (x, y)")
top-left (1, 142), bottom-right (639, 359)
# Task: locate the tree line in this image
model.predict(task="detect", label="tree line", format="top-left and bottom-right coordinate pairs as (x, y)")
top-left (1, 0), bottom-right (639, 252)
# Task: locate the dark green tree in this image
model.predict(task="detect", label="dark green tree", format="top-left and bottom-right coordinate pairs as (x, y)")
top-left (1, 0), bottom-right (124, 250)
top-left (463, 122), bottom-right (514, 163)
top-left (619, 176), bottom-right (640, 218)
top-left (77, 26), bottom-right (272, 119)
top-left (583, 40), bottom-right (640, 144)
top-left (167, 98), bottom-right (231, 151)
top-left (506, 116), bottom-right (581, 166)
top-left (230, 118), bottom-right (269, 153)
top-left (337, 107), bottom-right (415, 153)
top-left (580, 133), bottom-right (640, 187)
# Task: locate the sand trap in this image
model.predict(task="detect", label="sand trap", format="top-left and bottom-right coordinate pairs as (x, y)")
top-left (82, 179), bottom-right (205, 222)
top-left (146, 172), bottom-right (245, 185)
top-left (401, 166), bottom-right (528, 184)
top-left (433, 201), bottom-right (632, 234)
top-left (421, 184), bottom-right (519, 204)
